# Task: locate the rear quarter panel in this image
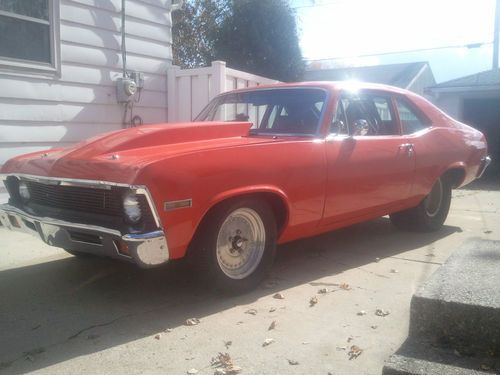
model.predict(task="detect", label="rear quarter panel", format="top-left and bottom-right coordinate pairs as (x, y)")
top-left (408, 94), bottom-right (488, 196)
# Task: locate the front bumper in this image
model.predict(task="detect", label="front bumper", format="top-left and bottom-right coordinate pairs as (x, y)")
top-left (477, 155), bottom-right (492, 178)
top-left (0, 203), bottom-right (169, 268)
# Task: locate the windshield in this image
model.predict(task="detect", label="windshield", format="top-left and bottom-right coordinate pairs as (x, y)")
top-left (195, 88), bottom-right (327, 135)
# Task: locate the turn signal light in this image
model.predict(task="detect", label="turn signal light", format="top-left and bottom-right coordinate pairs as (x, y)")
top-left (114, 240), bottom-right (130, 256)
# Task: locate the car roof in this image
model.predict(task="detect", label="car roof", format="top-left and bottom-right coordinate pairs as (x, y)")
top-left (225, 81), bottom-right (412, 97)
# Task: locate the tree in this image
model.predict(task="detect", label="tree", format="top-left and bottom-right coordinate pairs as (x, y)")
top-left (214, 0), bottom-right (304, 82)
top-left (172, 0), bottom-right (231, 68)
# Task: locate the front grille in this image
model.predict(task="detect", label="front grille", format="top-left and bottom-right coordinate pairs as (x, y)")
top-left (4, 177), bottom-right (158, 231)
top-left (26, 181), bottom-right (123, 216)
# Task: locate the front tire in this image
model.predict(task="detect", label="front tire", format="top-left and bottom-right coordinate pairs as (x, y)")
top-left (190, 198), bottom-right (277, 294)
top-left (390, 177), bottom-right (451, 232)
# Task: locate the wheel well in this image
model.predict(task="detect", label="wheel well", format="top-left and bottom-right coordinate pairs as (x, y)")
top-left (442, 168), bottom-right (465, 188)
top-left (195, 192), bottom-right (288, 239)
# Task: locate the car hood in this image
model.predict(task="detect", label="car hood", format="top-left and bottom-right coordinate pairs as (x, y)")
top-left (1, 121), bottom-right (274, 184)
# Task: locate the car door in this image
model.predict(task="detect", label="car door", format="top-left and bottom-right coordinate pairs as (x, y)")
top-left (322, 91), bottom-right (416, 225)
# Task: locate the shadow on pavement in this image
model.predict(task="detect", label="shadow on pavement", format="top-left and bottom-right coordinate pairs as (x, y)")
top-left (0, 217), bottom-right (461, 373)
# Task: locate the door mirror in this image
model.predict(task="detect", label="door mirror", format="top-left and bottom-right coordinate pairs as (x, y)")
top-left (352, 119), bottom-right (369, 136)
top-left (330, 120), bottom-right (347, 135)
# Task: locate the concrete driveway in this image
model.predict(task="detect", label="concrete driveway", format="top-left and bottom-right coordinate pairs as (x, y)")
top-left (0, 185), bottom-right (498, 375)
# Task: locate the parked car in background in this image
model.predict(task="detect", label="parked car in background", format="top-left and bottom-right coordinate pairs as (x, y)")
top-left (0, 82), bottom-right (490, 293)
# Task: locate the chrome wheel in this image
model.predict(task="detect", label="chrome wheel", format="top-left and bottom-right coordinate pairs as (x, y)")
top-left (424, 178), bottom-right (443, 217)
top-left (216, 208), bottom-right (266, 280)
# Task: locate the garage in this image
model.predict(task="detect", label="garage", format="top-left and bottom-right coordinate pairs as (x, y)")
top-left (426, 68), bottom-right (500, 180)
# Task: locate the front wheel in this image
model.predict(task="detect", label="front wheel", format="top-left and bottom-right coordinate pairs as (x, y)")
top-left (390, 177), bottom-right (452, 232)
top-left (190, 198), bottom-right (277, 294)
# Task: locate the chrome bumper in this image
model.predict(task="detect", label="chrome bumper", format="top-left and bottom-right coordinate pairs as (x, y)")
top-left (0, 203), bottom-right (169, 268)
top-left (477, 155), bottom-right (492, 178)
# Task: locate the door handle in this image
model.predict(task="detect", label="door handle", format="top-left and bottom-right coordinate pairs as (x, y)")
top-left (399, 143), bottom-right (414, 157)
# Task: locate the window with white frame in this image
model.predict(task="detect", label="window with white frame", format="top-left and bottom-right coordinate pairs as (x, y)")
top-left (0, 0), bottom-right (59, 72)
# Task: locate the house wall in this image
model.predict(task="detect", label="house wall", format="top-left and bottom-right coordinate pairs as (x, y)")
top-left (0, 0), bottom-right (173, 166)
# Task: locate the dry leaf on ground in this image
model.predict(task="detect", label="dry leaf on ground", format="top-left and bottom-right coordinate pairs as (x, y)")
top-left (245, 308), bottom-right (258, 315)
top-left (348, 345), bottom-right (363, 360)
top-left (268, 320), bottom-right (277, 330)
top-left (318, 288), bottom-right (328, 294)
top-left (262, 338), bottom-right (275, 347)
top-left (357, 310), bottom-right (367, 316)
top-left (309, 296), bottom-right (318, 307)
top-left (273, 293), bottom-right (284, 299)
top-left (339, 283), bottom-right (351, 290)
top-left (375, 308), bottom-right (390, 317)
top-left (288, 359), bottom-right (299, 365)
top-left (185, 318), bottom-right (201, 326)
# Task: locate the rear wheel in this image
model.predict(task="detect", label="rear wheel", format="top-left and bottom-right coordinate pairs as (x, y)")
top-left (190, 198), bottom-right (277, 294)
top-left (390, 177), bottom-right (451, 232)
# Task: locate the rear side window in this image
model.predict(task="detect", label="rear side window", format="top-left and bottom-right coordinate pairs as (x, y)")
top-left (396, 98), bottom-right (430, 134)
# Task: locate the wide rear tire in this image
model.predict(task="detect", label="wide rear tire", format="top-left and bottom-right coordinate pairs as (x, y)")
top-left (390, 177), bottom-right (451, 232)
top-left (189, 198), bottom-right (277, 294)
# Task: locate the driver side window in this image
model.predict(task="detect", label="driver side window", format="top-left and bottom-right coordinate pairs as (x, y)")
top-left (334, 92), bottom-right (398, 136)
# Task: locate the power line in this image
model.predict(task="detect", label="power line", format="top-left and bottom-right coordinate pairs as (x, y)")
top-left (304, 41), bottom-right (493, 61)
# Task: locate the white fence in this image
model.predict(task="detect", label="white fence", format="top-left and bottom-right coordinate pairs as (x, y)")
top-left (167, 61), bottom-right (280, 122)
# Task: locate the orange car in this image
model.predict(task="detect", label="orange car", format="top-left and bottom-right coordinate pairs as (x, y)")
top-left (0, 82), bottom-right (490, 292)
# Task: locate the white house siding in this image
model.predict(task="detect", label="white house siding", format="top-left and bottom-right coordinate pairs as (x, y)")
top-left (0, 0), bottom-right (173, 166)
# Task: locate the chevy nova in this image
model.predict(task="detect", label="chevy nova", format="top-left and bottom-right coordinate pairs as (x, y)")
top-left (0, 82), bottom-right (490, 292)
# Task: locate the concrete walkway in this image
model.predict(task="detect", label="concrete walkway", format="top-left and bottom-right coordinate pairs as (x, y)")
top-left (0, 187), bottom-right (499, 374)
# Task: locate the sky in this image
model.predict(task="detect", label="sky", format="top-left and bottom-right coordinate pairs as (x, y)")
top-left (293, 0), bottom-right (497, 83)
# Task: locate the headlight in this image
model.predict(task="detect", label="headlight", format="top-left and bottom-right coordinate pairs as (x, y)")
top-left (123, 191), bottom-right (142, 223)
top-left (18, 181), bottom-right (31, 202)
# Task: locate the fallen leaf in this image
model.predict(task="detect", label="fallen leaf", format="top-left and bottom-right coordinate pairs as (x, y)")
top-left (273, 293), bottom-right (284, 300)
top-left (375, 308), bottom-right (390, 317)
top-left (348, 345), bottom-right (363, 360)
top-left (268, 320), bottom-right (277, 331)
top-left (347, 336), bottom-right (354, 343)
top-left (288, 359), bottom-right (299, 365)
top-left (224, 340), bottom-right (232, 349)
top-left (154, 334), bottom-right (161, 340)
top-left (357, 310), bottom-right (367, 316)
top-left (390, 269), bottom-right (399, 273)
top-left (245, 308), bottom-right (258, 315)
top-left (211, 352), bottom-right (233, 367)
top-left (262, 338), bottom-right (275, 347)
top-left (185, 318), bottom-right (200, 326)
top-left (318, 288), bottom-right (328, 294)
top-left (309, 296), bottom-right (318, 307)
top-left (187, 369), bottom-right (199, 374)
top-left (211, 353), bottom-right (242, 375)
top-left (371, 325), bottom-right (378, 329)
top-left (339, 283), bottom-right (351, 290)
top-left (269, 307), bottom-right (276, 313)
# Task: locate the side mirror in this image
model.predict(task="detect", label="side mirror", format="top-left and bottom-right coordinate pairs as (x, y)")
top-left (330, 120), bottom-right (347, 135)
top-left (352, 119), bottom-right (369, 136)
